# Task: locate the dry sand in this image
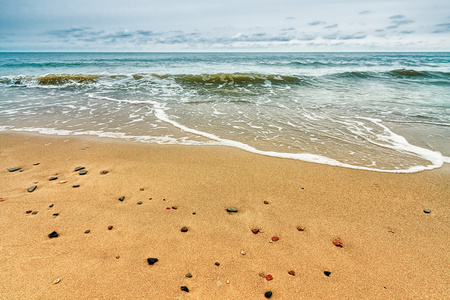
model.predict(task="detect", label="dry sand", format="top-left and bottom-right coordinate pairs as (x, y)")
top-left (1, 132), bottom-right (449, 299)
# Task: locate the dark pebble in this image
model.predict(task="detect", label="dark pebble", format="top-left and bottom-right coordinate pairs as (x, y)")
top-left (26, 210), bottom-right (32, 214)
top-left (100, 170), bottom-right (109, 174)
top-left (49, 176), bottom-right (58, 181)
top-left (53, 213), bottom-right (59, 216)
top-left (33, 163), bottom-right (40, 165)
top-left (32, 211), bottom-right (38, 215)
top-left (264, 291), bottom-right (273, 298)
top-left (180, 286), bottom-right (189, 293)
top-left (324, 271), bottom-right (331, 277)
top-left (108, 225), bottom-right (113, 230)
top-left (48, 231), bottom-right (59, 238)
top-left (181, 226), bottom-right (188, 232)
top-left (147, 258), bottom-right (158, 265)
top-left (215, 262), bottom-right (220, 266)
top-left (73, 184), bottom-right (80, 188)
top-left (226, 207), bottom-right (238, 213)
top-left (8, 167), bottom-right (22, 172)
top-left (84, 230), bottom-right (91, 234)
top-left (263, 201), bottom-right (269, 205)
top-left (424, 209), bottom-right (431, 214)
top-left (79, 170), bottom-right (87, 175)
top-left (192, 212), bottom-right (196, 215)
top-left (119, 196), bottom-right (125, 201)
top-left (27, 185), bottom-right (37, 193)
top-left (137, 201), bottom-right (142, 205)
top-left (74, 166), bottom-right (85, 171)
top-left (185, 272), bottom-right (193, 278)
top-left (49, 204), bottom-right (54, 208)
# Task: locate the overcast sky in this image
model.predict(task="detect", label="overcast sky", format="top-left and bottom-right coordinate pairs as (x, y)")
top-left (1, 0), bottom-right (449, 52)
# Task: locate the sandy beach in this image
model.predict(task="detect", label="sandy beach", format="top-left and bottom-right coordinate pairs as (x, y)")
top-left (0, 132), bottom-right (449, 299)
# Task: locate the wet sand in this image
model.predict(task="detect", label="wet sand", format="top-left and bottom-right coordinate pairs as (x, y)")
top-left (1, 132), bottom-right (449, 299)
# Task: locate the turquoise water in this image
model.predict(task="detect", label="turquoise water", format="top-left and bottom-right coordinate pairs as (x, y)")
top-left (1, 52), bottom-right (449, 172)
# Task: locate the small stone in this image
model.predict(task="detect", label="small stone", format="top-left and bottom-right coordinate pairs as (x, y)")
top-left (297, 226), bottom-right (305, 231)
top-left (215, 262), bottom-right (220, 266)
top-left (59, 180), bottom-right (66, 184)
top-left (288, 270), bottom-right (296, 276)
top-left (53, 278), bottom-right (60, 284)
top-left (263, 201), bottom-right (269, 205)
top-left (424, 209), bottom-right (431, 214)
top-left (32, 211), bottom-right (38, 215)
top-left (251, 229), bottom-right (260, 234)
top-left (180, 286), bottom-right (189, 293)
top-left (272, 236), bottom-right (279, 242)
top-left (115, 255), bottom-right (120, 259)
top-left (49, 204), bottom-right (54, 208)
top-left (49, 176), bottom-right (58, 181)
top-left (0, 198), bottom-right (5, 202)
top-left (140, 187), bottom-right (144, 191)
top-left (264, 291), bottom-right (273, 299)
top-left (226, 280), bottom-right (230, 284)
top-left (73, 184), bottom-right (80, 188)
top-left (8, 167), bottom-right (22, 172)
top-left (181, 226), bottom-right (188, 232)
top-left (100, 170), bottom-right (109, 174)
top-left (119, 196), bottom-right (125, 201)
top-left (84, 230), bottom-right (91, 234)
top-left (79, 170), bottom-right (87, 175)
top-left (172, 206), bottom-right (178, 210)
top-left (166, 207), bottom-right (171, 210)
top-left (240, 250), bottom-right (246, 255)
top-left (147, 258), bottom-right (158, 265)
top-left (149, 197), bottom-right (153, 200)
top-left (185, 272), bottom-right (193, 278)
top-left (333, 238), bottom-right (343, 248)
top-left (27, 185), bottom-right (37, 193)
top-left (26, 210), bottom-right (32, 214)
top-left (324, 271), bottom-right (331, 277)
top-left (137, 201), bottom-right (142, 205)
top-left (74, 166), bottom-right (85, 171)
top-left (226, 207), bottom-right (238, 213)
top-left (215, 281), bottom-right (222, 287)
top-left (81, 147), bottom-right (86, 150)
top-left (258, 273), bottom-right (265, 278)
top-left (48, 231), bottom-right (59, 238)
top-left (53, 213), bottom-right (59, 216)
top-left (266, 274), bottom-right (273, 281)
top-left (33, 163), bottom-right (40, 165)
top-left (108, 226), bottom-right (113, 230)
top-left (192, 212), bottom-right (196, 215)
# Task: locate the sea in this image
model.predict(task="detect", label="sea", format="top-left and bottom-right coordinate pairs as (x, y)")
top-left (1, 52), bottom-right (449, 173)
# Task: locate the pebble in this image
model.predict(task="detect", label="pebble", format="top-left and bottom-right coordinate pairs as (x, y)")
top-left (240, 250), bottom-right (246, 255)
top-left (108, 226), bottom-right (113, 230)
top-left (192, 212), bottom-right (196, 215)
top-left (73, 184), bottom-right (80, 188)
top-left (84, 230), bottom-right (91, 234)
top-left (215, 262), bottom-right (220, 266)
top-left (33, 163), bottom-right (40, 165)
top-left (79, 170), bottom-right (87, 175)
top-left (171, 206), bottom-right (178, 210)
top-left (266, 274), bottom-right (273, 281)
top-left (119, 196), bottom-right (125, 201)
top-left (181, 226), bottom-right (188, 232)
top-left (53, 213), bottom-right (59, 217)
top-left (74, 166), bottom-right (85, 171)
top-left (263, 201), bottom-right (269, 205)
top-left (53, 278), bottom-right (60, 284)
top-left (59, 180), bottom-right (66, 184)
top-left (215, 281), bottom-right (222, 287)
top-left (185, 272), bottom-right (193, 278)
top-left (49, 204), bottom-right (54, 208)
top-left (48, 231), bottom-right (59, 238)
top-left (324, 271), bottom-right (331, 277)
top-left (180, 286), bottom-right (189, 293)
top-left (100, 170), bottom-right (109, 174)
top-left (0, 198), bottom-right (5, 202)
top-left (288, 270), bottom-right (296, 276)
top-left (147, 258), bottom-right (158, 265)
top-left (264, 291), bottom-right (273, 299)
top-left (272, 236), bottom-right (279, 242)
top-left (137, 201), bottom-right (142, 205)
top-left (296, 226), bottom-right (305, 231)
top-left (27, 185), bottom-right (37, 193)
top-left (424, 209), bottom-right (431, 214)
top-left (251, 229), bottom-right (260, 234)
top-left (26, 210), bottom-right (32, 214)
top-left (140, 187), bottom-right (144, 191)
top-left (81, 147), bottom-right (86, 150)
top-left (32, 211), bottom-right (38, 215)
top-left (226, 280), bottom-right (230, 284)
top-left (258, 273), bottom-right (266, 278)
top-left (115, 255), bottom-right (120, 259)
top-left (333, 238), bottom-right (343, 248)
top-left (8, 167), bottom-right (22, 172)
top-left (49, 176), bottom-right (58, 181)
top-left (226, 207), bottom-right (238, 213)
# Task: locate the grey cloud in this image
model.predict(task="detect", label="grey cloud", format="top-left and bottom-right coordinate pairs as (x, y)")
top-left (324, 24), bottom-right (338, 29)
top-left (400, 30), bottom-right (414, 34)
top-left (323, 32), bottom-right (339, 40)
top-left (389, 15), bottom-right (405, 19)
top-left (386, 17), bottom-right (414, 29)
top-left (359, 10), bottom-right (371, 15)
top-left (308, 21), bottom-right (326, 26)
top-left (338, 32), bottom-right (367, 40)
top-left (433, 23), bottom-right (450, 33)
top-left (286, 17), bottom-right (295, 20)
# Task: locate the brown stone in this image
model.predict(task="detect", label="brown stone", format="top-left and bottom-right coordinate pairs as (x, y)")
top-left (296, 226), bottom-right (305, 231)
top-left (271, 236), bottom-right (279, 242)
top-left (288, 270), bottom-right (296, 276)
top-left (251, 229), bottom-right (260, 234)
top-left (108, 226), bottom-right (113, 230)
top-left (333, 238), bottom-right (343, 248)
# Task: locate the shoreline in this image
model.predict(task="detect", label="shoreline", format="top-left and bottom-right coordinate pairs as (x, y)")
top-left (1, 132), bottom-right (449, 299)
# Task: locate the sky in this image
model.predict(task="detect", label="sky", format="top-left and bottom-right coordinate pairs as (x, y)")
top-left (1, 0), bottom-right (449, 52)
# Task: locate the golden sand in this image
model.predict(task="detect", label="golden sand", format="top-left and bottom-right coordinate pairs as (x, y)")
top-left (1, 132), bottom-right (449, 299)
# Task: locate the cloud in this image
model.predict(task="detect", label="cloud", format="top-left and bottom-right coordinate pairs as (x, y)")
top-left (386, 16), bottom-right (414, 29)
top-left (324, 24), bottom-right (338, 29)
top-left (322, 31), bottom-right (366, 40)
top-left (399, 30), bottom-right (414, 34)
top-left (286, 17), bottom-right (295, 20)
top-left (433, 23), bottom-right (450, 33)
top-left (359, 10), bottom-right (371, 15)
top-left (389, 15), bottom-right (405, 19)
top-left (308, 21), bottom-right (326, 26)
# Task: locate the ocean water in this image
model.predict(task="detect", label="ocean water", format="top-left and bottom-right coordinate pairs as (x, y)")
top-left (0, 52), bottom-right (449, 173)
